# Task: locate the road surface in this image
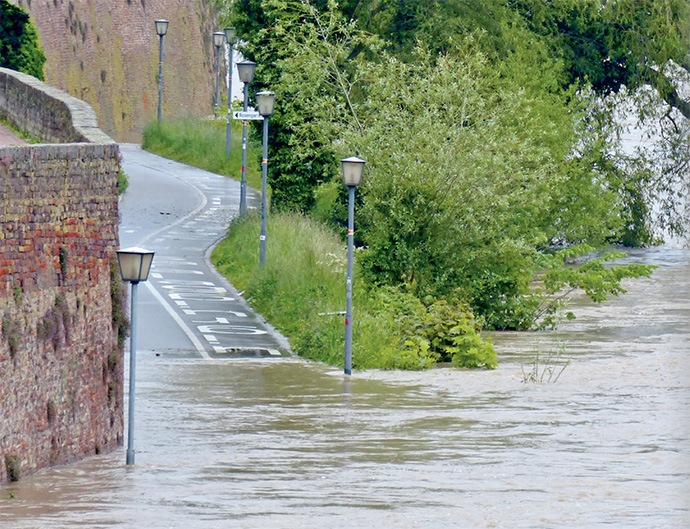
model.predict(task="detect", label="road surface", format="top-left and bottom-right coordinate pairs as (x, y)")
top-left (118, 144), bottom-right (289, 358)
top-left (0, 123), bottom-right (28, 146)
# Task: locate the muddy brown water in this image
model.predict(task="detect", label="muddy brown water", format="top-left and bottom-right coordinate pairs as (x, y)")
top-left (1, 247), bottom-right (688, 528)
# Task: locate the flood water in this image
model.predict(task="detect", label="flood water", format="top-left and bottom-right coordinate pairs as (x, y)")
top-left (1, 247), bottom-right (688, 528)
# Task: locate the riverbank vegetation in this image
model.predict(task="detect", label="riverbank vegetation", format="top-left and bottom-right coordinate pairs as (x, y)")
top-left (151, 0), bottom-right (687, 369)
top-left (212, 212), bottom-right (496, 369)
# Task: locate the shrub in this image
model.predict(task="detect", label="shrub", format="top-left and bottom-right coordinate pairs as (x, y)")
top-left (357, 286), bottom-right (496, 370)
top-left (211, 211), bottom-right (496, 370)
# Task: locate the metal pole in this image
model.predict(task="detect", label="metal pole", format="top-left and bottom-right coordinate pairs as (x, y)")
top-left (214, 45), bottom-right (221, 109)
top-left (157, 35), bottom-right (163, 124)
top-left (239, 83), bottom-right (249, 218)
top-left (225, 42), bottom-right (234, 155)
top-left (126, 281), bottom-right (138, 465)
top-left (344, 185), bottom-right (355, 375)
top-left (259, 116), bottom-right (268, 266)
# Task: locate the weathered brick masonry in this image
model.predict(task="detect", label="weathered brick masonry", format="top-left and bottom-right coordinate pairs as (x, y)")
top-left (0, 67), bottom-right (123, 483)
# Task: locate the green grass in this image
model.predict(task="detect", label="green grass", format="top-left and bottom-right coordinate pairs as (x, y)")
top-left (212, 211), bottom-right (373, 369)
top-left (212, 211), bottom-right (347, 335)
top-left (211, 213), bottom-right (371, 368)
top-left (118, 170), bottom-right (129, 195)
top-left (211, 212), bottom-right (497, 371)
top-left (142, 117), bottom-right (262, 191)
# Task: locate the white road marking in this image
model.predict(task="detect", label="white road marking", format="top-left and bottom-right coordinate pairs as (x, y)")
top-left (203, 334), bottom-right (219, 344)
top-left (192, 317), bottom-right (230, 324)
top-left (153, 269), bottom-right (204, 275)
top-left (185, 309), bottom-right (248, 318)
top-left (169, 293), bottom-right (236, 302)
top-left (161, 285), bottom-right (227, 293)
top-left (144, 282), bottom-right (210, 360)
top-left (159, 279), bottom-right (215, 286)
top-left (197, 325), bottom-right (267, 336)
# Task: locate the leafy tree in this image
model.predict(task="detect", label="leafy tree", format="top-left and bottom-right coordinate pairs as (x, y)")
top-left (338, 0), bottom-right (690, 243)
top-left (232, 0), bottom-right (653, 329)
top-left (0, 0), bottom-right (46, 80)
top-left (509, 0), bottom-right (690, 118)
top-left (508, 0), bottom-right (690, 242)
top-left (333, 42), bottom-right (643, 328)
top-left (232, 0), bottom-right (349, 211)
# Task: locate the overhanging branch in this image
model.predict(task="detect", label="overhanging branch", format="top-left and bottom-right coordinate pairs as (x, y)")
top-left (645, 65), bottom-right (690, 119)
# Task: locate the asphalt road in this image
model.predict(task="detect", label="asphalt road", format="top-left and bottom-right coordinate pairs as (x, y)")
top-left (118, 143), bottom-right (290, 359)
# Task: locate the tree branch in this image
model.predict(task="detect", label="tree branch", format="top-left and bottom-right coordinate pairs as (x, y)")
top-left (645, 65), bottom-right (690, 119)
top-left (307, 1), bottom-right (365, 136)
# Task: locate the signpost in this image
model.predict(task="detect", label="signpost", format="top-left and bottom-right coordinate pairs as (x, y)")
top-left (232, 111), bottom-right (264, 121)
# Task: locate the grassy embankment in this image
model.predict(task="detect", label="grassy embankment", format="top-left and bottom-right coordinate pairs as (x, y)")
top-left (142, 117), bottom-right (496, 371)
top-left (142, 117), bottom-right (262, 191)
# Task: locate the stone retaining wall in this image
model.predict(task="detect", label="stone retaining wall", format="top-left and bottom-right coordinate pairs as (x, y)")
top-left (0, 67), bottom-right (113, 144)
top-left (0, 68), bottom-right (123, 483)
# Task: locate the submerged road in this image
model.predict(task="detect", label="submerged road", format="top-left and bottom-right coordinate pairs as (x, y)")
top-left (118, 143), bottom-right (289, 358)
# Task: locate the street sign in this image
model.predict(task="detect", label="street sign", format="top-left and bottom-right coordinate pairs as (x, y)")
top-left (232, 111), bottom-right (264, 120)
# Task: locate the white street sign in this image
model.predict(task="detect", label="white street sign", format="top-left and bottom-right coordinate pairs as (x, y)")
top-left (232, 111), bottom-right (264, 120)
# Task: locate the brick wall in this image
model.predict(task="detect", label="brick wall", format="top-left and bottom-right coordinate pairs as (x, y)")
top-left (9, 0), bottom-right (219, 142)
top-left (0, 69), bottom-right (123, 483)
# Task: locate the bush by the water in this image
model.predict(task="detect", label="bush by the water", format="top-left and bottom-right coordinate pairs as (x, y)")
top-left (211, 212), bottom-right (496, 370)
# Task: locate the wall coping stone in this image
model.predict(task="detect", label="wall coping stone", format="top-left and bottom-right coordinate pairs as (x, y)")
top-left (0, 67), bottom-right (115, 145)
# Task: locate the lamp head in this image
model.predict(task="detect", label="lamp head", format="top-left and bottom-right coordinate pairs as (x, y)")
top-left (116, 247), bottom-right (155, 283)
top-left (341, 156), bottom-right (366, 187)
top-left (256, 91), bottom-right (276, 117)
top-left (237, 61), bottom-right (256, 83)
top-left (224, 27), bottom-right (236, 44)
top-left (155, 19), bottom-right (169, 36)
top-left (213, 31), bottom-right (225, 48)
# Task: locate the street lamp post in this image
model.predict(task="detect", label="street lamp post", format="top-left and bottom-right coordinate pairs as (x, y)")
top-left (224, 27), bottom-right (236, 155)
top-left (116, 247), bottom-right (155, 466)
top-left (256, 91), bottom-right (276, 267)
top-left (341, 156), bottom-right (366, 376)
top-left (237, 60), bottom-right (256, 218)
top-left (155, 19), bottom-right (169, 124)
top-left (213, 31), bottom-right (225, 110)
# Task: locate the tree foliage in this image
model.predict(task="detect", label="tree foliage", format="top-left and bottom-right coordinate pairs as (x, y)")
top-left (226, 0), bottom-right (659, 331)
top-left (508, 0), bottom-right (690, 241)
top-left (233, 0), bottom-right (346, 212)
top-left (510, 0), bottom-right (690, 118)
top-left (0, 0), bottom-right (46, 80)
